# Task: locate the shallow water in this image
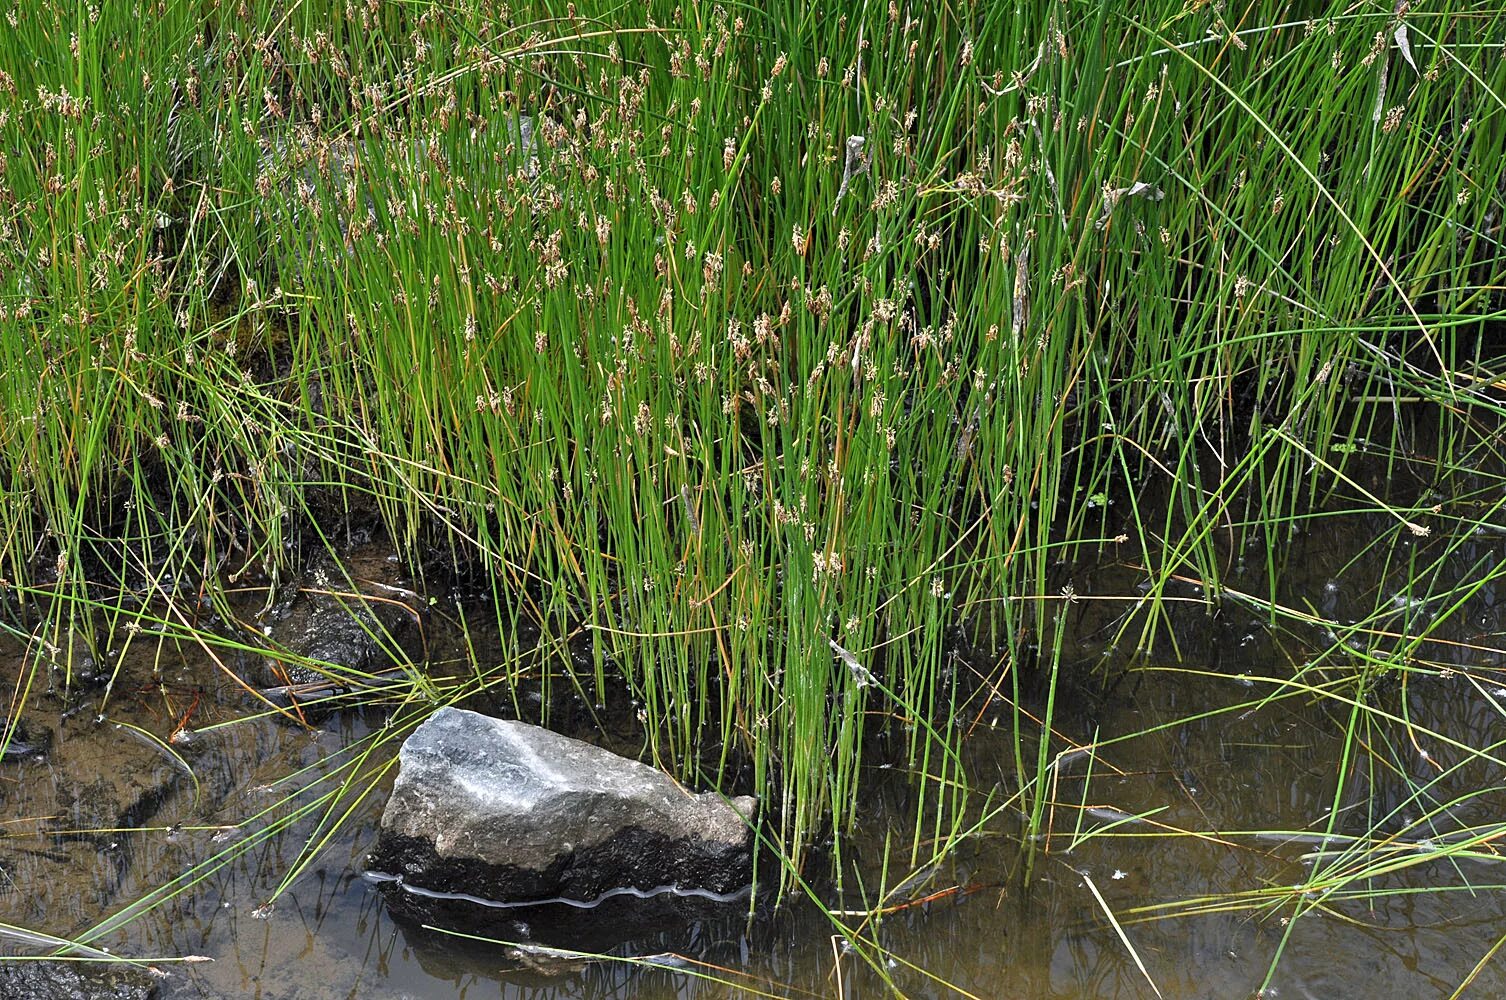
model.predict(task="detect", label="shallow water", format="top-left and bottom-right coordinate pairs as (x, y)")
top-left (2, 506), bottom-right (1505, 999)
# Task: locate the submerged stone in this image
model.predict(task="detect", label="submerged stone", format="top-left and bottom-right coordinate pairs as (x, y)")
top-left (0, 717), bottom-right (51, 761)
top-left (0, 961), bottom-right (159, 1000)
top-left (367, 707), bottom-right (756, 906)
top-left (254, 546), bottom-right (422, 694)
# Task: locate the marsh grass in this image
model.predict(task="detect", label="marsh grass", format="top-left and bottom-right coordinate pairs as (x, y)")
top-left (2, 0), bottom-right (1506, 990)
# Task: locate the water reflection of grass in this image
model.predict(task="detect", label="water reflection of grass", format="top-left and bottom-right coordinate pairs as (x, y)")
top-left (1, 0), bottom-right (1505, 993)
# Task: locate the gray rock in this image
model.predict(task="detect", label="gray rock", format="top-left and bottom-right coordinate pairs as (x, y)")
top-left (0, 961), bottom-right (159, 1000)
top-left (367, 708), bottom-right (756, 905)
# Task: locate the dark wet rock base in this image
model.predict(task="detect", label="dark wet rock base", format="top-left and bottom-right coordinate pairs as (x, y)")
top-left (368, 825), bottom-right (757, 906)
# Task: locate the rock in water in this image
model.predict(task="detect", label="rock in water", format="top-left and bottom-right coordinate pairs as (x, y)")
top-left (367, 707), bottom-right (757, 906)
top-left (0, 961), bottom-right (159, 1000)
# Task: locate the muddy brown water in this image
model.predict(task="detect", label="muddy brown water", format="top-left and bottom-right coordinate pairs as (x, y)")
top-left (1, 510), bottom-right (1504, 999)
